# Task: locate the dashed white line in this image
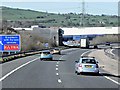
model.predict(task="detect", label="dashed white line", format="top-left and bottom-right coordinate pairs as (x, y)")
top-left (56, 62), bottom-right (61, 83)
top-left (56, 73), bottom-right (59, 76)
top-left (56, 68), bottom-right (58, 71)
top-left (58, 79), bottom-right (62, 83)
top-left (0, 57), bottom-right (39, 82)
top-left (57, 61), bottom-right (59, 64)
top-left (56, 65), bottom-right (59, 67)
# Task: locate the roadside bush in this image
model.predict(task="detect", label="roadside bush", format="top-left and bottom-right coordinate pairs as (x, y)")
top-left (90, 34), bottom-right (119, 45)
top-left (20, 31), bottom-right (46, 51)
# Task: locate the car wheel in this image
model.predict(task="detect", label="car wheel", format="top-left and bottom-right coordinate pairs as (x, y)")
top-left (77, 72), bottom-right (81, 75)
top-left (50, 58), bottom-right (53, 60)
top-left (75, 71), bottom-right (77, 73)
top-left (96, 72), bottom-right (99, 75)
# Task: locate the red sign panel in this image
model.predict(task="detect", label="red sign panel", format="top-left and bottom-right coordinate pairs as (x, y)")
top-left (4, 44), bottom-right (19, 50)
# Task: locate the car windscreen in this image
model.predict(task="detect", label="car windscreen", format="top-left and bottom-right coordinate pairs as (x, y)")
top-left (82, 59), bottom-right (96, 64)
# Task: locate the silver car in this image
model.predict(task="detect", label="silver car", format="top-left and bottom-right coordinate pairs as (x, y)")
top-left (51, 48), bottom-right (61, 55)
top-left (75, 56), bottom-right (99, 75)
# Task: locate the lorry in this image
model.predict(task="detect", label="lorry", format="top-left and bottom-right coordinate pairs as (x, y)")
top-left (80, 38), bottom-right (89, 48)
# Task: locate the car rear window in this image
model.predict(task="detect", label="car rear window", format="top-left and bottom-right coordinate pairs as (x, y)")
top-left (82, 59), bottom-right (96, 64)
top-left (42, 52), bottom-right (50, 54)
top-left (55, 49), bottom-right (59, 50)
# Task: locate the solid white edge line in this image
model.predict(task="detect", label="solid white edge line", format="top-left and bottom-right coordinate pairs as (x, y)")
top-left (81, 49), bottom-right (94, 56)
top-left (99, 72), bottom-right (120, 85)
top-left (104, 76), bottom-right (120, 85)
top-left (0, 57), bottom-right (39, 82)
top-left (82, 50), bottom-right (120, 85)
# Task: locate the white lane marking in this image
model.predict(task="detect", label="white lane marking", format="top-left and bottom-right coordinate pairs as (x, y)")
top-left (82, 50), bottom-right (120, 85)
top-left (0, 57), bottom-right (39, 82)
top-left (106, 49), bottom-right (115, 56)
top-left (104, 76), bottom-right (120, 85)
top-left (59, 53), bottom-right (67, 61)
top-left (56, 65), bottom-right (59, 67)
top-left (81, 49), bottom-right (94, 56)
top-left (56, 73), bottom-right (59, 76)
top-left (110, 49), bottom-right (115, 56)
top-left (99, 72), bottom-right (120, 85)
top-left (56, 68), bottom-right (58, 71)
top-left (58, 79), bottom-right (62, 83)
top-left (57, 62), bottom-right (59, 64)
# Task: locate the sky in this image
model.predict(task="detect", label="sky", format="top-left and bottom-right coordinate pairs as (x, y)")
top-left (1, 0), bottom-right (119, 15)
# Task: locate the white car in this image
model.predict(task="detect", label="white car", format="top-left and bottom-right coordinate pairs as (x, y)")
top-left (75, 56), bottom-right (99, 75)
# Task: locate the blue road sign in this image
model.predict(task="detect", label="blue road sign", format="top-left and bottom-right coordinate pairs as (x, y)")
top-left (73, 36), bottom-right (81, 40)
top-left (0, 35), bottom-right (21, 51)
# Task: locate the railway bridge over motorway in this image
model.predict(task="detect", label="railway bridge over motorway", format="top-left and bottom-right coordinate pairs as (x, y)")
top-left (13, 26), bottom-right (119, 46)
top-left (60, 27), bottom-right (119, 46)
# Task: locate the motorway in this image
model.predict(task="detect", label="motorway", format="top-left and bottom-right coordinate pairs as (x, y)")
top-left (1, 48), bottom-right (119, 89)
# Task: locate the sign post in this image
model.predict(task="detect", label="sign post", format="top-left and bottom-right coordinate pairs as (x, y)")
top-left (0, 35), bottom-right (21, 52)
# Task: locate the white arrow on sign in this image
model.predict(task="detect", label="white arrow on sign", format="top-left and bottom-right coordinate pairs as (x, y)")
top-left (0, 41), bottom-right (3, 45)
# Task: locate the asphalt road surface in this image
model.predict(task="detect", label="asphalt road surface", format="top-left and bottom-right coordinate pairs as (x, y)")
top-left (1, 48), bottom-right (119, 89)
top-left (112, 48), bottom-right (120, 57)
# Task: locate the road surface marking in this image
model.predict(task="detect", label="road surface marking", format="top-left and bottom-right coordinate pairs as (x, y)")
top-left (104, 76), bottom-right (120, 85)
top-left (107, 49), bottom-right (115, 56)
top-left (56, 68), bottom-right (58, 71)
top-left (99, 72), bottom-right (120, 85)
top-left (56, 73), bottom-right (59, 76)
top-left (0, 57), bottom-right (39, 81)
top-left (110, 49), bottom-right (115, 56)
top-left (58, 79), bottom-right (62, 83)
top-left (56, 65), bottom-right (59, 67)
top-left (57, 62), bottom-right (59, 64)
top-left (82, 50), bottom-right (120, 85)
top-left (81, 49), bottom-right (94, 56)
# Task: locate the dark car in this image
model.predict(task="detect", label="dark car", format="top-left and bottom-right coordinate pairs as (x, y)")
top-left (105, 42), bottom-right (110, 46)
top-left (94, 45), bottom-right (98, 49)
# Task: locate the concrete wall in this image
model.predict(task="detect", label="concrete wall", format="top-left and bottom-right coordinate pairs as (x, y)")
top-left (61, 27), bottom-right (119, 36)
